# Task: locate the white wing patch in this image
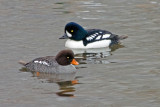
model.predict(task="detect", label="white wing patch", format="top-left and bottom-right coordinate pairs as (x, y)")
top-left (102, 34), bottom-right (111, 39)
top-left (86, 36), bottom-right (92, 41)
top-left (86, 34), bottom-right (97, 41)
top-left (96, 35), bottom-right (101, 40)
top-left (34, 60), bottom-right (50, 66)
top-left (87, 32), bottom-right (111, 41)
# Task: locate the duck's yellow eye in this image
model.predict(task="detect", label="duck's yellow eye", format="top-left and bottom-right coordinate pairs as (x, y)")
top-left (71, 30), bottom-right (74, 32)
top-left (67, 57), bottom-right (70, 59)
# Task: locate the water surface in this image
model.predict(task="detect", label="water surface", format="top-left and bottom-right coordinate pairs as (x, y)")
top-left (0, 0), bottom-right (160, 107)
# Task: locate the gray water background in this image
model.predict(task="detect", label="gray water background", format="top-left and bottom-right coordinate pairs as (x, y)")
top-left (0, 0), bottom-right (160, 107)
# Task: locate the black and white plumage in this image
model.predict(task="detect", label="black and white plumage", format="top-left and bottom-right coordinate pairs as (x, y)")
top-left (84, 29), bottom-right (117, 46)
top-left (59, 22), bottom-right (128, 49)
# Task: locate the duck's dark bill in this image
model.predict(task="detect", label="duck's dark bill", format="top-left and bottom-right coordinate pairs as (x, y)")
top-left (59, 34), bottom-right (69, 39)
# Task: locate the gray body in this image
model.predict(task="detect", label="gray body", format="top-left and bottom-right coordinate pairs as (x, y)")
top-left (25, 56), bottom-right (76, 74)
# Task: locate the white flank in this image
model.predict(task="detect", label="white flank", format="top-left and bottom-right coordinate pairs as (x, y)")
top-left (34, 60), bottom-right (50, 66)
top-left (65, 39), bottom-right (111, 49)
top-left (102, 34), bottom-right (111, 39)
top-left (66, 31), bottom-right (72, 37)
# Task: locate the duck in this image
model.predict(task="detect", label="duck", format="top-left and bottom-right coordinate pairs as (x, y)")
top-left (19, 50), bottom-right (79, 74)
top-left (59, 22), bottom-right (128, 49)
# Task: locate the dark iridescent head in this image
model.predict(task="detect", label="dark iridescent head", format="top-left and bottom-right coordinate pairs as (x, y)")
top-left (59, 22), bottom-right (88, 41)
top-left (55, 49), bottom-right (79, 66)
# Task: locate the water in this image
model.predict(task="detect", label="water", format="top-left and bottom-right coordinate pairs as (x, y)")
top-left (0, 0), bottom-right (160, 106)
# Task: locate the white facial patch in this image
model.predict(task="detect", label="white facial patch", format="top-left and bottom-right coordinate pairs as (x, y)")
top-left (66, 31), bottom-right (72, 37)
top-left (102, 34), bottom-right (111, 39)
top-left (34, 60), bottom-right (50, 66)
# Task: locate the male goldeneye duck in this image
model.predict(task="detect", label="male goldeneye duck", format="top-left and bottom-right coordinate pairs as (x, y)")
top-left (19, 50), bottom-right (79, 74)
top-left (59, 22), bottom-right (128, 49)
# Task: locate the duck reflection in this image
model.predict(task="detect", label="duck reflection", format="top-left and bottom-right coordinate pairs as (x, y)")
top-left (20, 68), bottom-right (80, 97)
top-left (31, 71), bottom-right (76, 82)
top-left (110, 44), bottom-right (125, 52)
top-left (73, 44), bottom-right (124, 64)
top-left (56, 80), bottom-right (78, 97)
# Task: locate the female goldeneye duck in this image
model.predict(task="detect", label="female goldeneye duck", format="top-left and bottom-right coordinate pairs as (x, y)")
top-left (19, 50), bottom-right (79, 73)
top-left (59, 22), bottom-right (128, 49)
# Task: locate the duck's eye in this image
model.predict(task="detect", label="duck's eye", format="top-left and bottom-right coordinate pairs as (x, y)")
top-left (67, 56), bottom-right (70, 59)
top-left (71, 30), bottom-right (74, 32)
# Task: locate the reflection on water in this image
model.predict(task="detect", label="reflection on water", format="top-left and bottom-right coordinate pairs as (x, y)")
top-left (20, 68), bottom-right (77, 83)
top-left (110, 44), bottom-right (125, 52)
top-left (1, 0), bottom-right (159, 106)
top-left (20, 68), bottom-right (80, 97)
top-left (74, 44), bottom-right (125, 64)
top-left (56, 81), bottom-right (77, 97)
top-left (32, 72), bottom-right (76, 83)
top-left (19, 43), bottom-right (124, 97)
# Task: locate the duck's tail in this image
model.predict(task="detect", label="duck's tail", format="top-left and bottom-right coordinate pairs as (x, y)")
top-left (109, 34), bottom-right (128, 46)
top-left (18, 60), bottom-right (27, 66)
top-left (118, 35), bottom-right (128, 40)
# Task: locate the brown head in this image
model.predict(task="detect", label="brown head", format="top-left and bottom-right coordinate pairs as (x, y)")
top-left (55, 50), bottom-right (79, 66)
